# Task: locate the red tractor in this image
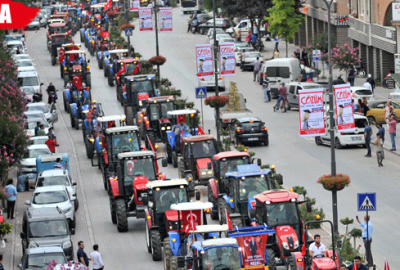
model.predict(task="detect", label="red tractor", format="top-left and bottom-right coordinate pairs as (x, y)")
top-left (94, 29), bottom-right (110, 55)
top-left (59, 43), bottom-right (81, 78)
top-left (111, 57), bottom-right (140, 88)
top-left (47, 22), bottom-right (68, 43)
top-left (107, 151), bottom-right (167, 232)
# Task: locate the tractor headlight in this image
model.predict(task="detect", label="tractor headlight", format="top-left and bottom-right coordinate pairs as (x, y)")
top-left (161, 127), bottom-right (165, 130)
top-left (282, 242), bottom-right (289, 250)
top-left (166, 126), bottom-right (171, 130)
top-left (199, 169), bottom-right (213, 179)
top-left (294, 240), bottom-right (299, 249)
top-left (139, 100), bottom-right (143, 106)
top-left (168, 221), bottom-right (179, 230)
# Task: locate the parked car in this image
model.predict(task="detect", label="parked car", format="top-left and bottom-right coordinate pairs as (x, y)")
top-left (350, 86), bottom-right (374, 102)
top-left (25, 102), bottom-right (58, 124)
top-left (189, 14), bottom-right (211, 28)
top-left (366, 100), bottom-right (400, 124)
top-left (226, 19), bottom-right (266, 36)
top-left (219, 38), bottom-right (235, 44)
top-left (18, 246), bottom-right (68, 270)
top-left (198, 68), bottom-right (225, 92)
top-left (18, 144), bottom-right (52, 177)
top-left (388, 87), bottom-right (400, 100)
top-left (25, 117), bottom-right (52, 137)
top-left (206, 28), bottom-right (226, 42)
top-left (29, 136), bottom-right (48, 145)
top-left (26, 17), bottom-right (41, 30)
top-left (21, 87), bottom-right (42, 103)
top-left (17, 71), bottom-right (43, 96)
top-left (15, 59), bottom-right (35, 71)
top-left (198, 18), bottom-right (233, 35)
top-left (234, 45), bottom-right (254, 66)
top-left (228, 117), bottom-right (268, 146)
top-left (209, 33), bottom-right (231, 45)
top-left (286, 82), bottom-right (324, 110)
top-left (5, 40), bottom-right (25, 53)
top-left (240, 52), bottom-right (264, 71)
top-left (13, 54), bottom-right (32, 61)
top-left (23, 110), bottom-right (47, 121)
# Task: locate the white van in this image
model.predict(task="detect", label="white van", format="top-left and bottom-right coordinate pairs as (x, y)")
top-left (17, 71), bottom-right (43, 95)
top-left (226, 19), bottom-right (265, 36)
top-left (257, 58), bottom-right (301, 98)
top-left (286, 82), bottom-right (324, 110)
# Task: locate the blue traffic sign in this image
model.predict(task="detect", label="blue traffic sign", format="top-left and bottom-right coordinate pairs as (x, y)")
top-left (357, 193), bottom-right (376, 211)
top-left (125, 29), bottom-right (133, 37)
top-left (195, 87), bottom-right (207, 99)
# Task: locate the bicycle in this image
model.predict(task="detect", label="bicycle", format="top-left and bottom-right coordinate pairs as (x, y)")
top-left (273, 97), bottom-right (288, 113)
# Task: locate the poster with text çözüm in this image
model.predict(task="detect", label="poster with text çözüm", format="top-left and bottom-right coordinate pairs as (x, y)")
top-left (196, 44), bottom-right (213, 77)
top-left (130, 0), bottom-right (140, 11)
top-left (159, 7), bottom-right (172, 32)
top-left (139, 8), bottom-right (153, 32)
top-left (298, 88), bottom-right (326, 137)
top-left (334, 83), bottom-right (355, 132)
top-left (219, 43), bottom-right (235, 76)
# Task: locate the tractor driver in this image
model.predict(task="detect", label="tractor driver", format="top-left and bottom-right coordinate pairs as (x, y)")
top-left (309, 234), bottom-right (327, 258)
top-left (208, 247), bottom-right (240, 270)
top-left (172, 120), bottom-right (189, 148)
top-left (73, 54), bottom-right (80, 65)
top-left (157, 190), bottom-right (177, 212)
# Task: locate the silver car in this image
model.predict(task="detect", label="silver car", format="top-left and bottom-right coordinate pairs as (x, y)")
top-left (240, 52), bottom-right (264, 70)
top-left (27, 18), bottom-right (41, 30)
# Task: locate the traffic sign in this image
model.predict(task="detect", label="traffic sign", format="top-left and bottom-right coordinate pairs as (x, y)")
top-left (124, 28), bottom-right (133, 37)
top-left (196, 87), bottom-right (207, 99)
top-left (357, 193), bottom-right (376, 211)
top-left (313, 50), bottom-right (321, 61)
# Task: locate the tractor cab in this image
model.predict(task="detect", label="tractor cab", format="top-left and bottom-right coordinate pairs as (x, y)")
top-left (113, 58), bottom-right (140, 87)
top-left (59, 43), bottom-right (81, 67)
top-left (107, 151), bottom-right (167, 232)
top-left (66, 8), bottom-right (79, 22)
top-left (47, 18), bottom-right (65, 28)
top-left (103, 49), bottom-right (129, 78)
top-left (63, 50), bottom-right (91, 88)
top-left (47, 23), bottom-right (68, 39)
top-left (52, 12), bottom-right (69, 22)
top-left (95, 32), bottom-right (112, 69)
top-left (90, 3), bottom-right (107, 24)
top-left (48, 33), bottom-right (71, 66)
top-left (69, 98), bottom-right (102, 130)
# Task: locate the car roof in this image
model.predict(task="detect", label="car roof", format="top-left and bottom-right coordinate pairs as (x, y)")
top-left (26, 207), bottom-right (64, 221)
top-left (34, 185), bottom-right (67, 193)
top-left (65, 50), bottom-right (86, 54)
top-left (183, 135), bottom-right (215, 142)
top-left (49, 22), bottom-right (66, 27)
top-left (18, 71), bottom-right (38, 77)
top-left (189, 224), bottom-right (229, 234)
top-left (24, 110), bottom-right (45, 115)
top-left (108, 49), bottom-right (129, 54)
top-left (26, 117), bottom-right (49, 124)
top-left (167, 109), bottom-right (197, 116)
top-left (350, 86), bottom-right (372, 91)
top-left (28, 144), bottom-right (50, 150)
top-left (30, 136), bottom-right (48, 141)
top-left (236, 117), bottom-right (261, 122)
top-left (27, 102), bottom-right (46, 107)
top-left (26, 246), bottom-right (65, 255)
top-left (40, 169), bottom-right (68, 177)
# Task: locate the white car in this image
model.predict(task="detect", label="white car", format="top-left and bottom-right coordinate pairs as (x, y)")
top-left (206, 28), bottom-right (226, 42)
top-left (25, 117), bottom-right (52, 137)
top-left (219, 38), bottom-right (235, 44)
top-left (25, 186), bottom-right (76, 229)
top-left (26, 102), bottom-right (58, 124)
top-left (388, 88), bottom-right (400, 100)
top-left (240, 52), bottom-right (264, 70)
top-left (29, 136), bottom-right (48, 145)
top-left (16, 59), bottom-right (36, 73)
top-left (21, 87), bottom-right (41, 102)
top-left (198, 69), bottom-right (225, 92)
top-left (23, 110), bottom-right (47, 122)
top-left (13, 54), bottom-right (32, 61)
top-left (6, 40), bottom-right (25, 53)
top-left (209, 33), bottom-right (232, 45)
top-left (235, 45), bottom-right (254, 66)
top-left (350, 86), bottom-right (374, 102)
top-left (226, 19), bottom-right (265, 36)
top-left (19, 144), bottom-right (52, 176)
top-left (17, 71), bottom-right (43, 95)
top-left (26, 17), bottom-right (41, 30)
top-left (315, 113), bottom-right (368, 149)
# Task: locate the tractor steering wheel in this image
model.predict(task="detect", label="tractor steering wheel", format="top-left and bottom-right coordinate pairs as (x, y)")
top-left (121, 145), bottom-right (130, 152)
top-left (214, 264), bottom-right (230, 270)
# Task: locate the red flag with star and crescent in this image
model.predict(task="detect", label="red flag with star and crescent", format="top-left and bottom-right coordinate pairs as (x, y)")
top-left (0, 0), bottom-right (40, 29)
top-left (225, 209), bottom-right (233, 230)
top-left (384, 258), bottom-right (390, 270)
top-left (72, 75), bottom-right (82, 89)
top-left (197, 125), bottom-right (205, 135)
top-left (116, 63), bottom-right (126, 77)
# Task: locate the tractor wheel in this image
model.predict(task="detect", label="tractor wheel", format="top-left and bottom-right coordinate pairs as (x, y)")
top-left (60, 65), bottom-right (63, 78)
top-left (103, 65), bottom-right (108, 77)
top-left (287, 253), bottom-right (296, 270)
top-left (64, 74), bottom-right (69, 87)
top-left (98, 57), bottom-right (103, 69)
top-left (70, 109), bottom-right (75, 128)
top-left (267, 248), bottom-right (276, 270)
top-left (85, 138), bottom-right (94, 159)
top-left (102, 167), bottom-right (109, 191)
top-left (171, 151), bottom-right (178, 168)
top-left (148, 132), bottom-right (156, 149)
top-left (231, 217), bottom-right (242, 228)
top-left (51, 56), bottom-right (56, 66)
top-left (80, 32), bottom-right (83, 42)
top-left (63, 92), bottom-right (68, 112)
top-left (115, 199), bottom-right (128, 232)
top-left (186, 173), bottom-right (195, 197)
top-left (217, 198), bottom-right (223, 221)
top-left (178, 160), bottom-right (185, 179)
top-left (163, 238), bottom-right (172, 270)
top-left (125, 106), bottom-right (135, 126)
top-left (221, 200), bottom-right (233, 224)
top-left (90, 46), bottom-right (94, 56)
top-left (207, 183), bottom-right (219, 220)
top-left (170, 256), bottom-right (185, 270)
top-left (109, 197), bottom-right (117, 224)
top-left (108, 72), bottom-right (114, 86)
top-left (166, 143), bottom-right (172, 163)
top-left (86, 74), bottom-right (91, 88)
top-left (145, 219), bottom-right (152, 253)
top-left (150, 230), bottom-right (162, 261)
top-left (116, 85), bottom-right (122, 101)
top-left (75, 117), bottom-right (80, 130)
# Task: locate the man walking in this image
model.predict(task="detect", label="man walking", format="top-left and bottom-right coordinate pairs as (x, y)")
top-left (45, 135), bottom-right (58, 154)
top-left (374, 133), bottom-right (384, 167)
top-left (386, 114), bottom-right (396, 151)
top-left (357, 215), bottom-right (373, 267)
top-left (90, 244), bottom-right (104, 270)
top-left (274, 83), bottom-right (287, 111)
top-left (262, 74), bottom-right (270, 102)
top-left (77, 241), bottom-right (91, 268)
top-left (253, 57), bottom-right (261, 82)
top-left (37, 125), bottom-right (46, 136)
top-left (5, 179), bottom-right (17, 219)
top-left (364, 121), bottom-right (372, 157)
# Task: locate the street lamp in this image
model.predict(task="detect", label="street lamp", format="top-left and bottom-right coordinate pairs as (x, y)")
top-left (153, 1), bottom-right (161, 85)
top-left (212, 0), bottom-right (221, 144)
top-left (322, 0), bottom-right (339, 236)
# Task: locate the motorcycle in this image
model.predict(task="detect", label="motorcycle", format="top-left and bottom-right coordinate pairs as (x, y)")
top-left (333, 74), bottom-right (345, 85)
top-left (47, 89), bottom-right (58, 104)
top-left (354, 62), bottom-right (366, 78)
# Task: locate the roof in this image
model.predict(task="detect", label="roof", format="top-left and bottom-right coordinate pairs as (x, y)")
top-left (125, 74), bottom-right (156, 81)
top-left (91, 3), bottom-right (107, 7)
top-left (34, 185), bottom-right (67, 193)
top-left (65, 50), bottom-right (86, 54)
top-left (97, 114), bottom-right (126, 123)
top-left (147, 96), bottom-right (174, 102)
top-left (50, 33), bottom-right (69, 37)
top-left (26, 102), bottom-right (46, 107)
top-left (29, 136), bottom-right (48, 141)
top-left (350, 86), bottom-right (372, 91)
top-left (201, 238), bottom-right (238, 249)
top-left (18, 71), bottom-right (38, 77)
top-left (167, 109), bottom-right (197, 116)
top-left (183, 135), bottom-right (215, 142)
top-left (24, 110), bottom-right (45, 116)
top-left (189, 224), bottom-right (229, 234)
top-left (108, 49), bottom-right (129, 54)
top-left (213, 151), bottom-right (250, 161)
top-left (236, 117), bottom-right (261, 123)
top-left (117, 151), bottom-right (155, 159)
top-left (105, 125), bottom-right (138, 134)
top-left (254, 190), bottom-right (299, 203)
top-left (49, 22), bottom-right (66, 27)
top-left (39, 153), bottom-right (66, 162)
top-left (26, 246), bottom-right (65, 255)
top-left (146, 179), bottom-right (188, 189)
top-left (26, 207), bottom-right (64, 220)
top-left (117, 58), bottom-right (137, 64)
top-left (40, 169), bottom-right (68, 177)
top-left (170, 202), bottom-right (213, 211)
top-left (225, 164), bottom-right (271, 178)
top-left (28, 144), bottom-right (50, 150)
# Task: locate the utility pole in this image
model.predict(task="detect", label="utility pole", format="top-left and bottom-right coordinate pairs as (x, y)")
top-left (125, 0), bottom-right (131, 49)
top-left (153, 1), bottom-right (160, 85)
top-left (212, 0), bottom-right (221, 145)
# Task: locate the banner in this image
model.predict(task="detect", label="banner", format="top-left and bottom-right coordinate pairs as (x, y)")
top-left (159, 7), bottom-right (172, 32)
top-left (231, 234), bottom-right (269, 268)
top-left (196, 44), bottom-right (213, 78)
top-left (0, 0), bottom-right (40, 29)
top-left (298, 88), bottom-right (326, 137)
top-left (219, 43), bottom-right (235, 76)
top-left (130, 0), bottom-right (140, 11)
top-left (334, 83), bottom-right (355, 132)
top-left (139, 8), bottom-right (152, 32)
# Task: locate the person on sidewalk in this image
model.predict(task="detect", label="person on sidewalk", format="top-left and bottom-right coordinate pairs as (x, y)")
top-left (367, 74), bottom-right (375, 93)
top-left (348, 68), bottom-right (355, 86)
top-left (374, 133), bottom-right (384, 167)
top-left (386, 114), bottom-right (396, 151)
top-left (45, 135), bottom-right (58, 154)
top-left (309, 234), bottom-right (327, 258)
top-left (0, 254), bottom-right (4, 270)
top-left (90, 244), bottom-right (104, 270)
top-left (34, 122), bottom-right (41, 136)
top-left (47, 127), bottom-right (56, 140)
top-left (77, 241), bottom-right (91, 268)
top-left (373, 122), bottom-right (385, 143)
top-left (262, 74), bottom-right (270, 102)
top-left (364, 121), bottom-right (372, 157)
top-left (253, 57), bottom-right (261, 82)
top-left (357, 215), bottom-right (373, 267)
top-left (346, 256), bottom-right (368, 270)
top-left (37, 125), bottom-right (46, 136)
top-left (5, 179), bottom-right (17, 219)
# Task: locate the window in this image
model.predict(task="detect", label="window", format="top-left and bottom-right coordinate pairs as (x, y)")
top-left (266, 67), bottom-right (290, 78)
top-left (124, 158), bottom-right (156, 184)
top-left (360, 0), bottom-right (365, 15)
top-left (29, 220), bottom-right (68, 237)
top-left (289, 86), bottom-right (296, 94)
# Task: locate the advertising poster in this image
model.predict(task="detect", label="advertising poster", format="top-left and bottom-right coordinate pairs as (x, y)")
top-left (159, 7), bottom-right (172, 32)
top-left (231, 234), bottom-right (269, 268)
top-left (130, 0), bottom-right (140, 11)
top-left (196, 44), bottom-right (213, 78)
top-left (298, 88), bottom-right (326, 137)
top-left (219, 43), bottom-right (235, 76)
top-left (334, 84), bottom-right (355, 132)
top-left (139, 8), bottom-right (153, 32)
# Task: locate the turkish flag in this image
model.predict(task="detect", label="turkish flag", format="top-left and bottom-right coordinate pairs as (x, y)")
top-left (79, 3), bottom-right (84, 9)
top-left (0, 0), bottom-right (40, 29)
top-left (225, 209), bottom-right (233, 230)
top-left (116, 63), bottom-right (126, 77)
top-left (67, 1), bottom-right (72, 5)
top-left (104, 0), bottom-right (112, 10)
top-left (73, 75), bottom-right (82, 89)
top-left (59, 47), bottom-right (65, 63)
top-left (384, 258), bottom-right (390, 270)
top-left (197, 125), bottom-right (205, 135)
top-left (185, 210), bottom-right (197, 234)
top-left (352, 260), bottom-right (357, 270)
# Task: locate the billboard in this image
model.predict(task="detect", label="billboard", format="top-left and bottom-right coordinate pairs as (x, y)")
top-left (334, 84), bottom-right (355, 132)
top-left (159, 7), bottom-right (172, 32)
top-left (196, 44), bottom-right (213, 77)
top-left (219, 43), bottom-right (235, 76)
top-left (139, 7), bottom-right (153, 32)
top-left (298, 88), bottom-right (326, 137)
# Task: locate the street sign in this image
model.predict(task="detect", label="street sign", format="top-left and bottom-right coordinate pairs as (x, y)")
top-left (313, 50), bottom-right (321, 61)
top-left (195, 87), bottom-right (207, 99)
top-left (357, 193), bottom-right (376, 211)
top-left (124, 28), bottom-right (133, 37)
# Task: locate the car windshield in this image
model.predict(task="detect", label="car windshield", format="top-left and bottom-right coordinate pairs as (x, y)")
top-left (28, 105), bottom-right (49, 113)
top-left (29, 220), bottom-right (68, 238)
top-left (16, 61), bottom-right (33, 67)
top-left (236, 47), bottom-right (253, 52)
top-left (124, 157), bottom-right (156, 184)
top-left (22, 87), bottom-right (35, 95)
top-left (154, 186), bottom-right (188, 213)
top-left (191, 140), bottom-right (217, 158)
top-left (220, 38), bottom-right (235, 43)
top-left (149, 102), bottom-right (174, 120)
top-left (246, 52), bottom-right (261, 58)
top-left (265, 202), bottom-right (300, 227)
top-left (219, 157), bottom-right (250, 176)
top-left (111, 132), bottom-right (140, 157)
top-left (37, 176), bottom-right (70, 187)
top-left (354, 89), bottom-right (372, 96)
top-left (26, 253), bottom-right (67, 268)
top-left (18, 76), bottom-right (39, 87)
top-left (241, 121), bottom-right (262, 129)
top-left (216, 34), bottom-right (231, 40)
top-left (355, 118), bottom-right (366, 128)
top-left (32, 190), bottom-right (68, 204)
top-left (29, 148), bottom-right (52, 158)
top-left (303, 85), bottom-right (322, 90)
top-left (201, 246), bottom-right (241, 270)
top-left (238, 175), bottom-right (271, 200)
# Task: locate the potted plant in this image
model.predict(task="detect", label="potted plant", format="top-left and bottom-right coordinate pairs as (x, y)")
top-left (148, 55), bottom-right (167, 66)
top-left (317, 173), bottom-right (351, 191)
top-left (204, 96), bottom-right (230, 108)
top-left (0, 222), bottom-right (12, 247)
top-left (107, 10), bottom-right (120, 18)
top-left (120, 23), bottom-right (135, 32)
top-left (351, 11), bottom-right (358, 18)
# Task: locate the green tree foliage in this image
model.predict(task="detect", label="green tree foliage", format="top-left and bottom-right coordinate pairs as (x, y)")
top-left (266, 0), bottom-right (304, 57)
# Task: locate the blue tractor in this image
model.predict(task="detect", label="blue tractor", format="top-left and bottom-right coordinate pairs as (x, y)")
top-left (97, 48), bottom-right (110, 69)
top-left (69, 92), bottom-right (102, 130)
top-left (103, 49), bottom-right (129, 78)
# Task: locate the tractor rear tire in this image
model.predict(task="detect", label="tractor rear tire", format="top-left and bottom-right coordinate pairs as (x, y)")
top-left (163, 238), bottom-right (172, 270)
top-left (60, 65), bottom-right (63, 78)
top-left (86, 74), bottom-right (91, 88)
top-left (115, 199), bottom-right (128, 232)
top-left (75, 117), bottom-right (80, 130)
top-left (70, 108), bottom-right (75, 128)
top-left (104, 65), bottom-right (108, 77)
top-left (64, 74), bottom-right (69, 87)
top-left (85, 138), bottom-right (94, 159)
top-left (148, 132), bottom-right (156, 149)
top-left (178, 160), bottom-right (185, 179)
top-left (74, 198), bottom-right (79, 211)
top-left (108, 72), bottom-right (114, 86)
top-left (166, 143), bottom-right (172, 163)
top-left (221, 200), bottom-right (233, 224)
top-left (125, 106), bottom-right (135, 126)
top-left (267, 248), bottom-right (276, 270)
top-left (110, 197), bottom-right (117, 224)
top-left (170, 256), bottom-right (185, 270)
top-left (117, 85), bottom-right (122, 101)
top-left (102, 167), bottom-right (109, 191)
top-left (172, 151), bottom-right (178, 168)
top-left (151, 230), bottom-right (162, 261)
top-left (98, 57), bottom-right (103, 69)
top-left (51, 56), bottom-right (56, 66)
top-left (80, 32), bottom-right (83, 42)
top-left (208, 183), bottom-right (219, 220)
top-left (63, 92), bottom-right (68, 112)
top-left (145, 219), bottom-right (152, 253)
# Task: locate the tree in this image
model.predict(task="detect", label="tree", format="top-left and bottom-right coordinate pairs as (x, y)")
top-left (305, 33), bottom-right (336, 78)
top-left (266, 0), bottom-right (303, 57)
top-left (330, 43), bottom-right (360, 73)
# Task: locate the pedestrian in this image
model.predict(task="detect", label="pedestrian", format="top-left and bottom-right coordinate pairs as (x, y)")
top-left (0, 254), bottom-right (4, 270)
top-left (34, 121), bottom-right (41, 136)
top-left (362, 97), bottom-right (369, 116)
top-left (90, 244), bottom-right (104, 270)
top-left (373, 122), bottom-right (385, 143)
top-left (16, 48), bottom-right (20, 54)
top-left (274, 36), bottom-right (279, 50)
top-left (367, 74), bottom-right (375, 93)
top-left (374, 133), bottom-right (384, 167)
top-left (352, 99), bottom-right (359, 112)
top-left (364, 121), bottom-right (372, 157)
top-left (253, 57), bottom-right (261, 82)
top-left (301, 48), bottom-right (309, 67)
top-left (47, 127), bottom-right (56, 140)
top-left (5, 179), bottom-right (17, 219)
top-left (293, 49), bottom-right (300, 60)
top-left (348, 67), bottom-right (355, 86)
top-left (346, 256), bottom-right (368, 270)
top-left (37, 125), bottom-right (46, 136)
top-left (262, 74), bottom-right (270, 102)
top-left (235, 29), bottom-right (241, 42)
top-left (362, 79), bottom-right (372, 92)
top-left (45, 135), bottom-right (58, 153)
top-left (306, 75), bottom-right (312, 82)
top-left (274, 83), bottom-right (287, 111)
top-left (356, 215), bottom-right (373, 267)
top-left (77, 241), bottom-right (91, 268)
top-left (66, 80), bottom-right (73, 89)
top-left (386, 114), bottom-right (396, 151)
top-left (385, 101), bottom-right (394, 123)
top-left (252, 22), bottom-right (258, 38)
top-left (246, 31), bottom-right (252, 46)
top-left (273, 48), bottom-right (279, 59)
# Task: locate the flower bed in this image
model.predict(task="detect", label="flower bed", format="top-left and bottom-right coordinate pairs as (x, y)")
top-left (317, 174), bottom-right (350, 191)
top-left (204, 96), bottom-right (230, 108)
top-left (120, 23), bottom-right (135, 32)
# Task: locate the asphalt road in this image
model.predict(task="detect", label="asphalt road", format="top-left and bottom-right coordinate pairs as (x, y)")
top-left (17, 8), bottom-right (400, 269)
